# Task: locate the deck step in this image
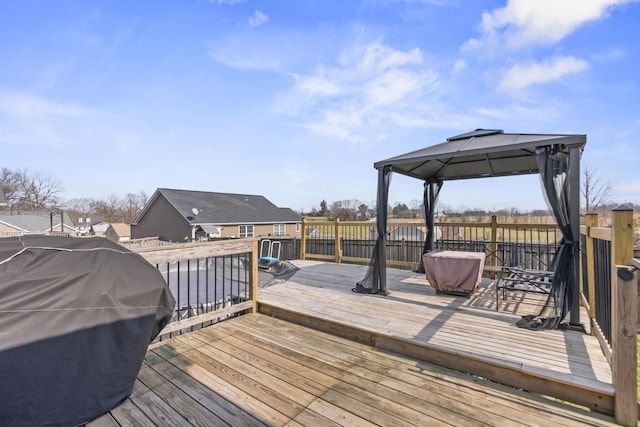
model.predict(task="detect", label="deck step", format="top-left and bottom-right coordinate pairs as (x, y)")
top-left (258, 301), bottom-right (614, 415)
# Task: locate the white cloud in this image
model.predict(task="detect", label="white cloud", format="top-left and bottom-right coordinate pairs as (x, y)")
top-left (248, 10), bottom-right (268, 27)
top-left (364, 68), bottom-right (436, 107)
top-left (295, 75), bottom-right (345, 97)
top-left (592, 47), bottom-right (625, 62)
top-left (0, 91), bottom-right (95, 119)
top-left (274, 42), bottom-right (441, 144)
top-left (0, 90), bottom-right (120, 150)
top-left (452, 59), bottom-right (467, 73)
top-left (465, 0), bottom-right (632, 52)
top-left (499, 56), bottom-right (589, 91)
top-left (209, 39), bottom-right (282, 70)
top-left (472, 99), bottom-right (563, 124)
top-left (355, 44), bottom-right (423, 73)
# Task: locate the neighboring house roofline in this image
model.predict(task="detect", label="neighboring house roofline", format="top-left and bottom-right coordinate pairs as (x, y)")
top-left (0, 212), bottom-right (78, 233)
top-left (132, 188), bottom-right (301, 226)
top-left (130, 189), bottom-right (161, 225)
top-left (0, 220), bottom-right (25, 232)
top-left (195, 220), bottom-right (301, 226)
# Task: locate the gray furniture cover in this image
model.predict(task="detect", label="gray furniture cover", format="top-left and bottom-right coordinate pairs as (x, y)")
top-left (0, 235), bottom-right (175, 426)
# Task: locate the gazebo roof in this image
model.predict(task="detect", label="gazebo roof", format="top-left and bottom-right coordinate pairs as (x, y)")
top-left (374, 129), bottom-right (586, 181)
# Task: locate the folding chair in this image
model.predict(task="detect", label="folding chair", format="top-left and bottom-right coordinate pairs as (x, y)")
top-left (258, 239), bottom-right (281, 271)
top-left (495, 243), bottom-right (554, 309)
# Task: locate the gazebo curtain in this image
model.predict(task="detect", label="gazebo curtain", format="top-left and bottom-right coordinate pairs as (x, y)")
top-left (353, 166), bottom-right (392, 294)
top-left (517, 145), bottom-right (578, 330)
top-left (417, 178), bottom-right (443, 273)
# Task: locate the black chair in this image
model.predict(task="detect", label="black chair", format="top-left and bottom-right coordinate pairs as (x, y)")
top-left (495, 244), bottom-right (554, 309)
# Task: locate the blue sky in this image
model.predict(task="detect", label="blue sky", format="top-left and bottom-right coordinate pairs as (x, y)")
top-left (1, 0), bottom-right (639, 213)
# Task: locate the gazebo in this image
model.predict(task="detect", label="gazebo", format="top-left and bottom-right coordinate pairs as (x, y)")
top-left (355, 129), bottom-right (586, 330)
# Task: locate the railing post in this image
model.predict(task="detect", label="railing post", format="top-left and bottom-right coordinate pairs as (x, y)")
top-left (611, 205), bottom-right (634, 360)
top-left (613, 265), bottom-right (638, 426)
top-left (584, 212), bottom-right (598, 334)
top-left (300, 218), bottom-right (307, 260)
top-left (335, 218), bottom-right (342, 263)
top-left (490, 215), bottom-right (498, 277)
top-left (249, 238), bottom-right (259, 314)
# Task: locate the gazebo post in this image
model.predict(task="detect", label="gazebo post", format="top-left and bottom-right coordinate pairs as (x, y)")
top-left (377, 167), bottom-right (388, 293)
top-left (569, 145), bottom-right (581, 325)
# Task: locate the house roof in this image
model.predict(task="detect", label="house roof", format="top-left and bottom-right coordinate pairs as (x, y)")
top-left (374, 129), bottom-right (586, 181)
top-left (131, 188), bottom-right (301, 225)
top-left (92, 223), bottom-right (113, 233)
top-left (0, 212), bottom-right (76, 233)
top-left (111, 223), bottom-right (131, 237)
top-left (67, 212), bottom-right (106, 226)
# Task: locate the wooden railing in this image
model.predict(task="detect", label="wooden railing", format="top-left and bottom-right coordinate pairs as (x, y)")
top-left (580, 207), bottom-right (638, 425)
top-left (300, 216), bottom-right (560, 272)
top-left (133, 238), bottom-right (259, 339)
top-left (120, 236), bottom-right (175, 250)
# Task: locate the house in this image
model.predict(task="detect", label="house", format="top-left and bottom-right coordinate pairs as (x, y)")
top-left (388, 225), bottom-right (427, 241)
top-left (67, 213), bottom-right (107, 236)
top-left (0, 211), bottom-right (77, 237)
top-left (111, 223), bottom-right (131, 241)
top-left (130, 188), bottom-right (302, 242)
top-left (92, 222), bottom-right (120, 243)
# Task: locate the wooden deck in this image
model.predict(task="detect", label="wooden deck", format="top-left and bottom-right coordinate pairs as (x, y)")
top-left (258, 261), bottom-right (614, 414)
top-left (89, 260), bottom-right (617, 426)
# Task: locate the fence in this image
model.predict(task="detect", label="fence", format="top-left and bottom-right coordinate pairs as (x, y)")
top-left (120, 236), bottom-right (175, 250)
top-left (299, 217), bottom-right (560, 272)
top-left (579, 207), bottom-right (638, 425)
top-left (133, 238), bottom-right (259, 339)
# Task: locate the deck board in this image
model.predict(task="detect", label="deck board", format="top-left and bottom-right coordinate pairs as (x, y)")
top-left (88, 261), bottom-right (618, 426)
top-left (257, 261), bottom-right (614, 410)
top-left (89, 312), bottom-right (616, 426)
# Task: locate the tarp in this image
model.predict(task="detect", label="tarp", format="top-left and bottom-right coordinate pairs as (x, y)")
top-left (0, 235), bottom-right (175, 426)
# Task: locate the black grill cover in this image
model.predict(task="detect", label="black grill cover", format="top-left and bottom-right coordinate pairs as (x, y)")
top-left (0, 236), bottom-right (176, 426)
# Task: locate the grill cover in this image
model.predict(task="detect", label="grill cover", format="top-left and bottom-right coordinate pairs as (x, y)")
top-left (0, 235), bottom-right (175, 426)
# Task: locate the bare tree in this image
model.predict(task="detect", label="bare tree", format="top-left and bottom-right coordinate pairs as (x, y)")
top-left (93, 194), bottom-right (125, 223)
top-left (122, 191), bottom-right (148, 222)
top-left (0, 168), bottom-right (62, 210)
top-left (64, 191), bottom-right (149, 223)
top-left (22, 171), bottom-right (62, 209)
top-left (65, 197), bottom-right (95, 214)
top-left (0, 167), bottom-right (25, 207)
top-left (582, 166), bottom-right (612, 213)
top-left (410, 199), bottom-right (424, 218)
top-left (330, 199), bottom-right (360, 220)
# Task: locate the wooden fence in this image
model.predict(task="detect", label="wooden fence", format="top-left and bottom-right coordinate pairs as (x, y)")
top-left (299, 216), bottom-right (560, 272)
top-left (581, 207), bottom-right (638, 425)
top-left (133, 238), bottom-right (259, 339)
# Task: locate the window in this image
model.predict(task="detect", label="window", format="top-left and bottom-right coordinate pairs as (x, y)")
top-left (239, 225), bottom-right (254, 238)
top-left (295, 223), bottom-right (301, 233)
top-left (273, 224), bottom-right (285, 237)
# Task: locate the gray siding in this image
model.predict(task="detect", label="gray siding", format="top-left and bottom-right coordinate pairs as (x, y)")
top-left (131, 195), bottom-right (190, 242)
